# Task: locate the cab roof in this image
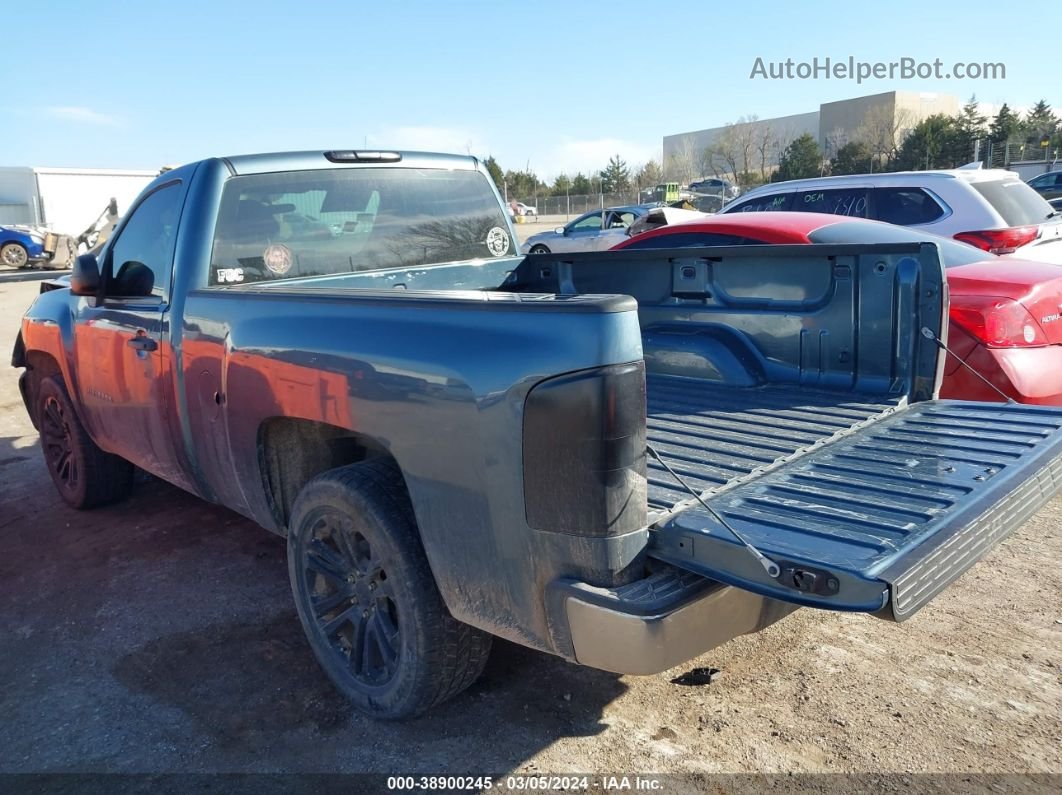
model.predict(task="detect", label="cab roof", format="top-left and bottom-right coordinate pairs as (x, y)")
top-left (221, 150), bottom-right (480, 176)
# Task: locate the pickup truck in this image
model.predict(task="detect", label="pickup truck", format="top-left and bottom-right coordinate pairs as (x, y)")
top-left (13, 150), bottom-right (1062, 719)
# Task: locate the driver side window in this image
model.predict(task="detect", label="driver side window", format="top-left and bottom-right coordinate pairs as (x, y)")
top-left (571, 213), bottom-right (603, 231)
top-left (107, 182), bottom-right (183, 298)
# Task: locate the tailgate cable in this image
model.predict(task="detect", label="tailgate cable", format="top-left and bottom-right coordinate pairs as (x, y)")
top-left (646, 443), bottom-right (781, 579)
top-left (920, 328), bottom-right (1015, 404)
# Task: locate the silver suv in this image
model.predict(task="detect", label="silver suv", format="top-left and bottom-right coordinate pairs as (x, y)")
top-left (722, 168), bottom-right (1062, 263)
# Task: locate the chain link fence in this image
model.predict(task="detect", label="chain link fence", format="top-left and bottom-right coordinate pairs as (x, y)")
top-left (510, 191), bottom-right (643, 219)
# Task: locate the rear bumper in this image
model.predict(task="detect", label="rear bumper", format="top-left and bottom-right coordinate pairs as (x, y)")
top-left (548, 567), bottom-right (797, 675)
top-left (941, 344), bottom-right (1062, 405)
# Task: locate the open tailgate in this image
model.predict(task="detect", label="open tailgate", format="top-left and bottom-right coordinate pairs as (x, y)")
top-left (648, 399), bottom-right (1062, 620)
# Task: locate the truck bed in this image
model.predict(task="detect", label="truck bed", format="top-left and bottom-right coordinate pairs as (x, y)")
top-left (645, 374), bottom-right (905, 514)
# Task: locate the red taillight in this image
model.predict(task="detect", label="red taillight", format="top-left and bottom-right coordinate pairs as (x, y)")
top-left (950, 296), bottom-right (1049, 347)
top-left (954, 226), bottom-right (1039, 254)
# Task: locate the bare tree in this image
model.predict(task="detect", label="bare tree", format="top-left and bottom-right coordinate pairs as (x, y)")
top-left (665, 136), bottom-right (697, 184)
top-left (752, 120), bottom-right (777, 184)
top-left (857, 106), bottom-right (916, 169)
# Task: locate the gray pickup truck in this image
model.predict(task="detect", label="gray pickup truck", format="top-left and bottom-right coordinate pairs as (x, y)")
top-left (13, 150), bottom-right (1062, 718)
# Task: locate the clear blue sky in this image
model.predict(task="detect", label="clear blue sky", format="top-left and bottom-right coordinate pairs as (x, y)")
top-left (1, 0), bottom-right (1053, 180)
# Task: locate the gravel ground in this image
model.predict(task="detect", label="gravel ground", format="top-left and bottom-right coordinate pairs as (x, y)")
top-left (0, 269), bottom-right (1060, 785)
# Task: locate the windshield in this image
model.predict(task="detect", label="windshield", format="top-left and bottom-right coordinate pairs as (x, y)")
top-left (209, 167), bottom-right (515, 286)
top-left (970, 179), bottom-right (1055, 226)
top-left (807, 221), bottom-right (992, 267)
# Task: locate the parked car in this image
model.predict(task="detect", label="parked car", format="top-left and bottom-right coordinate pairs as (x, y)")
top-left (15, 151), bottom-right (1062, 721)
top-left (0, 225), bottom-right (48, 269)
top-left (515, 202), bottom-right (537, 217)
top-left (1027, 170), bottom-right (1062, 201)
top-left (614, 211), bottom-right (1062, 405)
top-left (1051, 197), bottom-right (1062, 213)
top-left (521, 205), bottom-right (647, 254)
top-left (688, 177), bottom-right (739, 199)
top-left (722, 168), bottom-right (1062, 264)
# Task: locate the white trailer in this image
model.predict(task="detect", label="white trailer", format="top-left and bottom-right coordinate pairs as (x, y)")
top-left (0, 166), bottom-right (156, 237)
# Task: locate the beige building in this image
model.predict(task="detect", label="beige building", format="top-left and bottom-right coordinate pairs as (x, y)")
top-left (663, 90), bottom-right (960, 181)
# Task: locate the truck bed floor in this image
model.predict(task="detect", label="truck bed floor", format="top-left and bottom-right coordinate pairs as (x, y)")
top-left (645, 374), bottom-right (904, 513)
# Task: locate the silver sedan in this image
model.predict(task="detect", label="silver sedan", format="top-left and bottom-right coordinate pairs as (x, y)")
top-left (521, 206), bottom-right (646, 254)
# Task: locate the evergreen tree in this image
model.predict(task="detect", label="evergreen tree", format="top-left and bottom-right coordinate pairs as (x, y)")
top-left (988, 103), bottom-right (1022, 144)
top-left (773, 134), bottom-right (824, 181)
top-left (550, 174), bottom-right (572, 196)
top-left (949, 95), bottom-right (987, 165)
top-left (830, 141), bottom-right (873, 176)
top-left (599, 155), bottom-right (631, 193)
top-left (483, 156), bottom-right (504, 194)
top-left (1022, 100), bottom-right (1058, 144)
top-left (571, 173), bottom-right (592, 194)
top-left (892, 115), bottom-right (959, 170)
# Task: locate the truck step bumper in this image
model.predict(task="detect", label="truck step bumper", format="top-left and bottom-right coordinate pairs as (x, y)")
top-left (548, 566), bottom-right (796, 675)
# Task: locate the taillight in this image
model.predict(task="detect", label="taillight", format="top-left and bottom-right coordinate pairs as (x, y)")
top-left (954, 226), bottom-right (1039, 254)
top-left (523, 362), bottom-right (647, 537)
top-left (950, 296), bottom-right (1049, 347)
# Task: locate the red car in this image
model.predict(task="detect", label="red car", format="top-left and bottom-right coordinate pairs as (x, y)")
top-left (612, 212), bottom-right (1062, 405)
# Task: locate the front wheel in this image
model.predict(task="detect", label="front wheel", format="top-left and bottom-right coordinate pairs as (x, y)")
top-left (528, 245), bottom-right (550, 254)
top-left (37, 376), bottom-right (134, 508)
top-left (287, 458), bottom-right (492, 719)
top-left (1, 242), bottom-right (29, 269)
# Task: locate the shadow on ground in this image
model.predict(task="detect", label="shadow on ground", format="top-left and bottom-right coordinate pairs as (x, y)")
top-left (0, 431), bottom-right (626, 774)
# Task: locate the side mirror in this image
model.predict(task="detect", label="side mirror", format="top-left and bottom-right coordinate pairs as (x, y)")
top-left (555, 226), bottom-right (565, 235)
top-left (70, 254), bottom-right (100, 296)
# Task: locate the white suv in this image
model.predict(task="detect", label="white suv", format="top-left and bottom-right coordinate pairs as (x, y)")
top-left (721, 168), bottom-right (1062, 263)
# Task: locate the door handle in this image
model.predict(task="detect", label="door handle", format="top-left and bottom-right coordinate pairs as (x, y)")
top-left (128, 334), bottom-right (158, 352)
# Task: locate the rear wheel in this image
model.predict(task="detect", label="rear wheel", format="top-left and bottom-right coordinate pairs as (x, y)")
top-left (1, 242), bottom-right (29, 269)
top-left (37, 376), bottom-right (134, 508)
top-left (287, 458), bottom-right (492, 719)
top-left (529, 245), bottom-right (550, 254)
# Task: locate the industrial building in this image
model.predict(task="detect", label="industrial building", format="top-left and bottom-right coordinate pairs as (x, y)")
top-left (663, 90), bottom-right (960, 177)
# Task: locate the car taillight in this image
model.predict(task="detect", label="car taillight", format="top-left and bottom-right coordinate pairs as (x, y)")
top-left (954, 226), bottom-right (1039, 254)
top-left (950, 296), bottom-right (1049, 347)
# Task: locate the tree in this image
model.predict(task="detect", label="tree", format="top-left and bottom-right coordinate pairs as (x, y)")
top-left (503, 168), bottom-right (545, 200)
top-left (550, 173), bottom-right (572, 196)
top-left (665, 138), bottom-right (697, 184)
top-left (857, 105), bottom-right (915, 170)
top-left (830, 141), bottom-right (874, 176)
top-left (1022, 99), bottom-right (1058, 144)
top-left (751, 120), bottom-right (777, 184)
top-left (571, 172), bottom-right (591, 195)
top-left (892, 114), bottom-right (959, 171)
top-left (483, 156), bottom-right (504, 194)
top-left (599, 155), bottom-right (631, 193)
top-left (949, 95), bottom-right (987, 165)
top-left (988, 103), bottom-right (1022, 144)
top-left (773, 134), bottom-right (824, 181)
top-left (634, 159), bottom-right (663, 189)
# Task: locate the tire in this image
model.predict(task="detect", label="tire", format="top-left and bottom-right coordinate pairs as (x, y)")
top-left (1, 242), bottom-right (29, 269)
top-left (287, 458), bottom-right (492, 719)
top-left (528, 245), bottom-right (550, 255)
top-left (37, 376), bottom-right (134, 509)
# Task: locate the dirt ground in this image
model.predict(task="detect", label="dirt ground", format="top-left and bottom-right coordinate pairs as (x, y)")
top-left (0, 269), bottom-right (1060, 785)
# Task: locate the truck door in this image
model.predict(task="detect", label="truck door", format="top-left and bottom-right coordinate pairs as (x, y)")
top-left (72, 178), bottom-right (196, 492)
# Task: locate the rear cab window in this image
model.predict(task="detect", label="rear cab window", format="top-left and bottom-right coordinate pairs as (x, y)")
top-left (209, 167), bottom-right (515, 286)
top-left (970, 179), bottom-right (1055, 226)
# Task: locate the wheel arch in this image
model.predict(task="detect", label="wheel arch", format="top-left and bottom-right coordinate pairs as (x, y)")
top-left (257, 417), bottom-right (396, 533)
